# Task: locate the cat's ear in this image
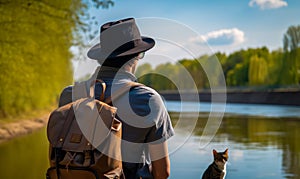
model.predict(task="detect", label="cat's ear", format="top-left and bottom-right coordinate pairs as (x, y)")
top-left (213, 149), bottom-right (218, 156)
top-left (224, 148), bottom-right (228, 155)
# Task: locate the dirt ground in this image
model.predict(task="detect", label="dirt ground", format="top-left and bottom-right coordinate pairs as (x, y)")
top-left (0, 113), bottom-right (49, 144)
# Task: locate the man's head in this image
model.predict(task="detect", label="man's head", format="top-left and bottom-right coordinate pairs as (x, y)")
top-left (87, 18), bottom-right (155, 68)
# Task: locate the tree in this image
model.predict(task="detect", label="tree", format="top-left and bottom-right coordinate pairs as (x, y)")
top-left (136, 38), bottom-right (300, 89)
top-left (248, 55), bottom-right (268, 86)
top-left (283, 25), bottom-right (300, 84)
top-left (179, 58), bottom-right (207, 89)
top-left (135, 63), bottom-right (153, 86)
top-left (267, 49), bottom-right (284, 86)
top-left (226, 63), bottom-right (248, 86)
top-left (152, 63), bottom-right (178, 90)
top-left (283, 25), bottom-right (300, 52)
top-left (73, 0), bottom-right (114, 46)
top-left (0, 0), bottom-right (113, 117)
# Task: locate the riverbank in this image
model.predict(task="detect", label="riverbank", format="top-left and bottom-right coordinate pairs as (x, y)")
top-left (0, 112), bottom-right (50, 144)
top-left (1, 90), bottom-right (300, 144)
top-left (160, 88), bottom-right (300, 106)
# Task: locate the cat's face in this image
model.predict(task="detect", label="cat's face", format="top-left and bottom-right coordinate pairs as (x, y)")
top-left (213, 149), bottom-right (228, 170)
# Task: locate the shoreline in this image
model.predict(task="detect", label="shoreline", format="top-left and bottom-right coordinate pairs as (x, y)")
top-left (1, 111), bottom-right (299, 145)
top-left (0, 113), bottom-right (49, 144)
top-left (160, 90), bottom-right (300, 106)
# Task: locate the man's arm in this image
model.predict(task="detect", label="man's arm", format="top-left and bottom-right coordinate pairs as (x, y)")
top-left (149, 141), bottom-right (171, 179)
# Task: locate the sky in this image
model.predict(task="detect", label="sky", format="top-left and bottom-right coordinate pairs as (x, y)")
top-left (74, 0), bottom-right (300, 79)
top-left (90, 0), bottom-right (300, 51)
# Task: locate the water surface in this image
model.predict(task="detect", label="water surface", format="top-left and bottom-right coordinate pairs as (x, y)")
top-left (0, 128), bottom-right (49, 178)
top-left (0, 102), bottom-right (299, 178)
top-left (166, 101), bottom-right (300, 118)
top-left (169, 113), bottom-right (300, 179)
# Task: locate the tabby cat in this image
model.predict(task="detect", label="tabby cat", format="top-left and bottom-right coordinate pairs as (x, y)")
top-left (202, 149), bottom-right (228, 179)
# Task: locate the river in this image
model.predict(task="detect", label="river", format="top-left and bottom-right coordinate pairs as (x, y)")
top-left (0, 101), bottom-right (300, 179)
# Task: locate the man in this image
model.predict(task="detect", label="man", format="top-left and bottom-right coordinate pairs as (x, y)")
top-left (59, 18), bottom-right (174, 179)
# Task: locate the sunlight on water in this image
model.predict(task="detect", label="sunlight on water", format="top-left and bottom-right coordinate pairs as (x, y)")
top-left (166, 101), bottom-right (300, 118)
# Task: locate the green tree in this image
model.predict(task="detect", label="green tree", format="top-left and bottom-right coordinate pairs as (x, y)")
top-left (0, 0), bottom-right (113, 118)
top-left (283, 25), bottom-right (300, 84)
top-left (222, 51), bottom-right (245, 78)
top-left (179, 58), bottom-right (207, 90)
top-left (135, 63), bottom-right (153, 86)
top-left (248, 55), bottom-right (268, 85)
top-left (152, 63), bottom-right (178, 90)
top-left (283, 25), bottom-right (300, 52)
top-left (136, 33), bottom-right (300, 89)
top-left (267, 49), bottom-right (284, 86)
top-left (226, 63), bottom-right (248, 86)
top-left (224, 50), bottom-right (249, 86)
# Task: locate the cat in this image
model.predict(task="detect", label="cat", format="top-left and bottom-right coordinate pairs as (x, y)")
top-left (202, 149), bottom-right (228, 179)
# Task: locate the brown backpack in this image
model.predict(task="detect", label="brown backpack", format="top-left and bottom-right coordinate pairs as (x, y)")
top-left (46, 80), bottom-right (138, 179)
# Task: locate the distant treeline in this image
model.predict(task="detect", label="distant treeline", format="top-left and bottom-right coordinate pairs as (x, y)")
top-left (136, 26), bottom-right (300, 91)
top-left (0, 0), bottom-right (114, 118)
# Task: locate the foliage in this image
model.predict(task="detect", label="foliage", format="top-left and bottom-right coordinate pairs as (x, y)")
top-left (135, 63), bottom-right (153, 87)
top-left (72, 0), bottom-right (114, 46)
top-left (137, 29), bottom-right (300, 90)
top-left (248, 55), bottom-right (268, 85)
top-left (282, 25), bottom-right (300, 84)
top-left (0, 0), bottom-right (112, 118)
top-left (284, 25), bottom-right (300, 52)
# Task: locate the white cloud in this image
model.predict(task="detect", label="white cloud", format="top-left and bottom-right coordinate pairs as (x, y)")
top-left (190, 28), bottom-right (245, 46)
top-left (249, 0), bottom-right (288, 9)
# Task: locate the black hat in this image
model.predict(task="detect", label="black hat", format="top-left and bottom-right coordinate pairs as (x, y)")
top-left (87, 18), bottom-right (155, 60)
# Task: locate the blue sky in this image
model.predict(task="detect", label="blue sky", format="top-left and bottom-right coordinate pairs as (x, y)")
top-left (74, 0), bottom-right (300, 76)
top-left (90, 0), bottom-right (299, 53)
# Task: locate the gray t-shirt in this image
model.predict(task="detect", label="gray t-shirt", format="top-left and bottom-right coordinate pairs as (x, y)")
top-left (59, 66), bottom-right (174, 179)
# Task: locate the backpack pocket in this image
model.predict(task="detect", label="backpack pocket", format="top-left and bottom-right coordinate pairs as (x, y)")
top-left (46, 166), bottom-right (99, 179)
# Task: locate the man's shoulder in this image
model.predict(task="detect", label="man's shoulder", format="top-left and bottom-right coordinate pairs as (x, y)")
top-left (130, 83), bottom-right (162, 101)
top-left (58, 85), bottom-right (73, 107)
top-left (130, 82), bottom-right (158, 96)
top-left (61, 85), bottom-right (73, 93)
top-left (128, 84), bottom-right (166, 115)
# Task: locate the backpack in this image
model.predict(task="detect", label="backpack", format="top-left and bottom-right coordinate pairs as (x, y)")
top-left (46, 80), bottom-right (139, 179)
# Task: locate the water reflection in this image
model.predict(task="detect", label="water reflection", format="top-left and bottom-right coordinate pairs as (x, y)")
top-left (169, 112), bottom-right (300, 179)
top-left (0, 128), bottom-right (49, 179)
top-left (0, 112), bottom-right (299, 178)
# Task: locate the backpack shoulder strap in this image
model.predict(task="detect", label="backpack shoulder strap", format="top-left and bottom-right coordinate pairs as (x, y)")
top-left (94, 79), bottom-right (106, 101)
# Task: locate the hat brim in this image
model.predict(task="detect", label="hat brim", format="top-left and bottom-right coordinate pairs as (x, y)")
top-left (87, 36), bottom-right (155, 60)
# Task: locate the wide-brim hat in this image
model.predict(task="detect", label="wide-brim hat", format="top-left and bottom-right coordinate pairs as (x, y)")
top-left (87, 18), bottom-right (155, 60)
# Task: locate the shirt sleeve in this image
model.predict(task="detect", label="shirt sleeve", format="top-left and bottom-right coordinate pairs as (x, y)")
top-left (58, 86), bottom-right (73, 107)
top-left (129, 85), bottom-right (175, 144)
